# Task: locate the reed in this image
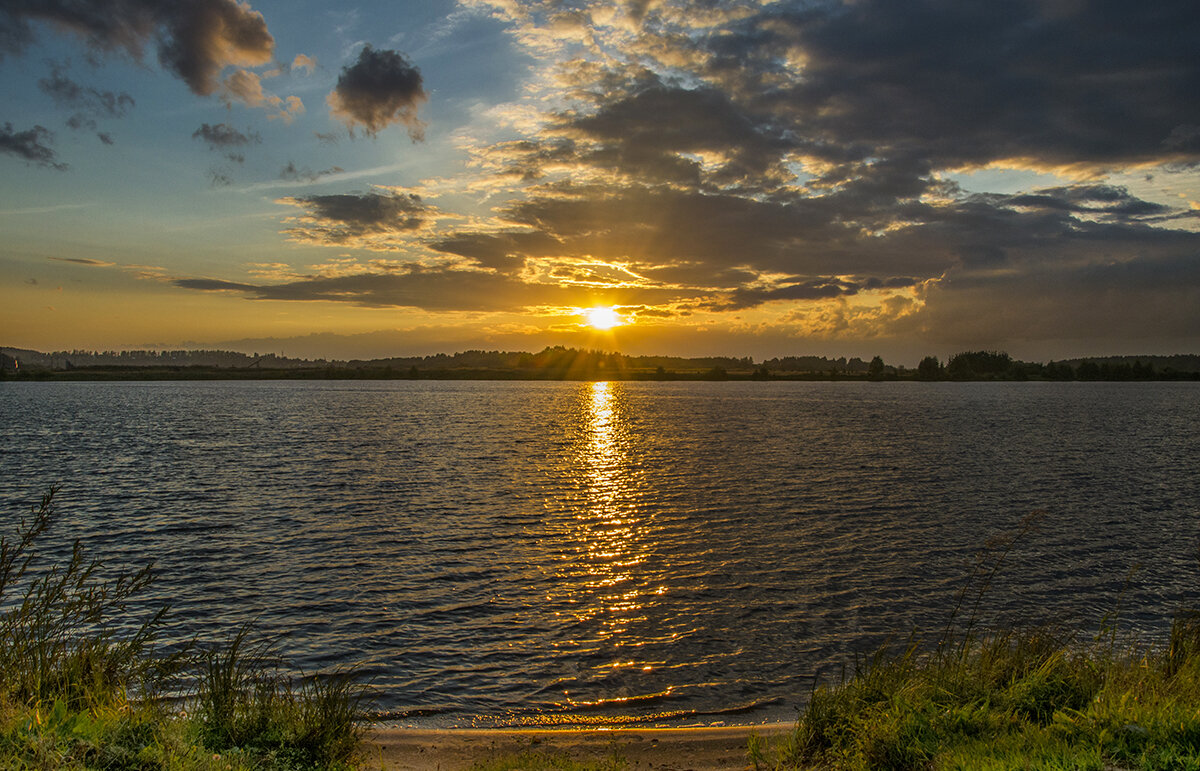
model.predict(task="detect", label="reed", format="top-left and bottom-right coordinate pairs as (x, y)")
top-left (0, 488), bottom-right (369, 770)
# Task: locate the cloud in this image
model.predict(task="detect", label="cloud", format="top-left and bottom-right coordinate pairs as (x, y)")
top-left (220, 68), bottom-right (266, 106)
top-left (897, 252), bottom-right (1200, 351)
top-left (557, 82), bottom-right (793, 185)
top-left (709, 0), bottom-right (1200, 170)
top-left (37, 64), bottom-right (135, 135)
top-left (219, 68), bottom-right (304, 121)
top-left (712, 276), bottom-right (920, 311)
top-left (173, 263), bottom-right (684, 311)
top-left (430, 231), bottom-right (563, 271)
top-left (291, 53), bottom-right (316, 74)
top-left (173, 268), bottom-right (559, 310)
top-left (0, 123), bottom-right (66, 170)
top-left (407, 172), bottom-right (1198, 323)
top-left (192, 122), bottom-right (260, 148)
top-left (2, 0), bottom-right (275, 96)
top-left (326, 45), bottom-right (427, 139)
top-left (1006, 185), bottom-right (1175, 220)
top-left (47, 256), bottom-right (115, 266)
top-left (278, 190), bottom-right (429, 246)
top-left (158, 2), bottom-right (274, 94)
top-left (278, 161), bottom-right (344, 182)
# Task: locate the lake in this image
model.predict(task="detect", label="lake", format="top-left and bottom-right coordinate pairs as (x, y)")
top-left (1, 380), bottom-right (1197, 727)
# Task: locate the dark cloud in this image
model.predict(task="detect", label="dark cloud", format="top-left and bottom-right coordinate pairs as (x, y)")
top-left (327, 45), bottom-right (426, 139)
top-left (1007, 185), bottom-right (1174, 220)
top-left (561, 83), bottom-right (792, 185)
top-left (279, 191), bottom-right (428, 245)
top-left (430, 232), bottom-right (563, 271)
top-left (47, 256), bottom-right (114, 266)
top-left (502, 183), bottom-right (940, 278)
top-left (711, 276), bottom-right (920, 311)
top-left (375, 170), bottom-right (1190, 324)
top-left (0, 122), bottom-right (65, 169)
top-left (1, 0), bottom-right (274, 96)
top-left (279, 161), bottom-right (343, 183)
top-left (475, 138), bottom-right (583, 182)
top-left (173, 267), bottom-right (678, 311)
top-left (898, 251), bottom-right (1200, 350)
top-left (33, 63), bottom-right (133, 144)
top-left (192, 123), bottom-right (260, 148)
top-left (712, 0), bottom-right (1200, 168)
top-left (38, 65), bottom-right (134, 118)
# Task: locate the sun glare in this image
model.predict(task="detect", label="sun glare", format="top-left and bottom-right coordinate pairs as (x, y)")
top-left (585, 307), bottom-right (623, 330)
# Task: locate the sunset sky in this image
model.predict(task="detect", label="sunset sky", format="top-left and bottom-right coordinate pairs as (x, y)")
top-left (2, 0), bottom-right (1198, 363)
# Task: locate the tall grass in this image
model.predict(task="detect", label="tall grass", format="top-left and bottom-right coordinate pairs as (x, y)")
top-left (758, 512), bottom-right (1200, 770)
top-left (0, 487), bottom-right (369, 770)
top-left (0, 487), bottom-right (171, 710)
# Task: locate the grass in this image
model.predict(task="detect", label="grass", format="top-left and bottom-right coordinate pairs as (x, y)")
top-left (0, 487), bottom-right (369, 770)
top-left (749, 512), bottom-right (1200, 770)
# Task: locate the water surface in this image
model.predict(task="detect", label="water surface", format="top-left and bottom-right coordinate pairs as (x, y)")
top-left (2, 380), bottom-right (1197, 726)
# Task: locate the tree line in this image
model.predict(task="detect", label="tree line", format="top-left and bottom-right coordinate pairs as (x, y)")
top-left (3, 345), bottom-right (1198, 381)
top-left (909, 351), bottom-right (1200, 381)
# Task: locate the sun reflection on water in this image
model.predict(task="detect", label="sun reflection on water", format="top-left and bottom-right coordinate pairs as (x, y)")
top-left (524, 381), bottom-right (689, 725)
top-left (577, 382), bottom-right (647, 630)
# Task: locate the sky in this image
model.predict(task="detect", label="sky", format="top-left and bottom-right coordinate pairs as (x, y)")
top-left (1, 0), bottom-right (1198, 364)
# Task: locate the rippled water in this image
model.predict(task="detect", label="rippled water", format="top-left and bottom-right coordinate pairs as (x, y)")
top-left (2, 380), bottom-right (1198, 727)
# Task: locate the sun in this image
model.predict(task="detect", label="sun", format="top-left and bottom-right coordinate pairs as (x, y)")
top-left (584, 306), bottom-right (623, 330)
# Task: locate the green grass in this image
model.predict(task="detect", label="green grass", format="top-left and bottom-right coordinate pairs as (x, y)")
top-left (751, 514), bottom-right (1200, 770)
top-left (0, 488), bottom-right (369, 770)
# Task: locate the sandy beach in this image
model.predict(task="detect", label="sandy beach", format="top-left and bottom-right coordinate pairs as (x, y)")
top-left (362, 724), bottom-right (792, 770)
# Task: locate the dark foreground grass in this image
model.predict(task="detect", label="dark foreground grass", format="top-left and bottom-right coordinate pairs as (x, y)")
top-left (752, 514), bottom-right (1200, 771)
top-left (0, 488), bottom-right (368, 770)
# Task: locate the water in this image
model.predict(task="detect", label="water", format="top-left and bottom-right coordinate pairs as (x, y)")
top-left (2, 380), bottom-right (1198, 727)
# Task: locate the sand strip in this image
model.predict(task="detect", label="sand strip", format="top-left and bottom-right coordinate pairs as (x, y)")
top-left (363, 724), bottom-right (792, 770)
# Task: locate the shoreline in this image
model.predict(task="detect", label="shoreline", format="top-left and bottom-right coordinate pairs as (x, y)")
top-left (363, 723), bottom-right (793, 770)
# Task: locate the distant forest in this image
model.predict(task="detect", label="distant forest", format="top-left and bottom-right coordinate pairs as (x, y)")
top-left (2, 345), bottom-right (1199, 381)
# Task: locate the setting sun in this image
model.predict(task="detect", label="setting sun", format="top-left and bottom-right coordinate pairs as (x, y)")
top-left (584, 307), bottom-right (623, 330)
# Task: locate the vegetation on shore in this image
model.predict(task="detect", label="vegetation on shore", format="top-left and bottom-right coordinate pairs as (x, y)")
top-left (749, 514), bottom-right (1200, 770)
top-left (4, 345), bottom-right (1199, 382)
top-left (0, 488), bottom-right (368, 770)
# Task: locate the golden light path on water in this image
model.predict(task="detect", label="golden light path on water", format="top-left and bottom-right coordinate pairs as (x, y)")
top-left (537, 381), bottom-right (679, 721)
top-left (580, 382), bottom-right (647, 639)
